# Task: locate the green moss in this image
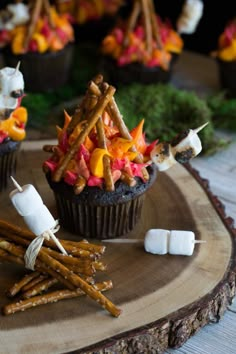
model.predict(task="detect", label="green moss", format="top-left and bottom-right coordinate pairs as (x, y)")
top-left (116, 83), bottom-right (216, 153)
top-left (207, 92), bottom-right (236, 130)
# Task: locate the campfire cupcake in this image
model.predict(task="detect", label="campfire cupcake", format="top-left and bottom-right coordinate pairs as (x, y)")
top-left (42, 75), bottom-right (158, 239)
top-left (0, 64), bottom-right (27, 192)
top-left (55, 0), bottom-right (123, 43)
top-left (2, 0), bottom-right (74, 93)
top-left (43, 74), bottom-right (207, 239)
top-left (100, 0), bottom-right (183, 85)
top-left (211, 18), bottom-right (236, 97)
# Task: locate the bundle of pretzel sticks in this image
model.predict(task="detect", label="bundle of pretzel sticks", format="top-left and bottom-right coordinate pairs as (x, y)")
top-left (0, 219), bottom-right (121, 317)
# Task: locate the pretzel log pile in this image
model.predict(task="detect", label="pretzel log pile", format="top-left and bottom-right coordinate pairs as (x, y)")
top-left (0, 220), bottom-right (121, 317)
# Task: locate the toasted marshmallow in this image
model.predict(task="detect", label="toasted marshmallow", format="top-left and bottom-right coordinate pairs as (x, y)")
top-left (171, 123), bottom-right (208, 163)
top-left (150, 142), bottom-right (177, 171)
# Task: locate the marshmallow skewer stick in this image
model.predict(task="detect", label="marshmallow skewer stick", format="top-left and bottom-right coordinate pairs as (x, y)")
top-left (103, 230), bottom-right (206, 256)
top-left (9, 177), bottom-right (67, 269)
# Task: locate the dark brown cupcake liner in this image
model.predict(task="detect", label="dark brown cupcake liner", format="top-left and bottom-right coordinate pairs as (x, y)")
top-left (3, 44), bottom-right (74, 93)
top-left (0, 142), bottom-right (20, 192)
top-left (99, 54), bottom-right (178, 86)
top-left (46, 165), bottom-right (157, 239)
top-left (53, 191), bottom-right (146, 239)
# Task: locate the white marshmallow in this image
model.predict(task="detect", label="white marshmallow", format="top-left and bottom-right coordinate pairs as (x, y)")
top-left (172, 129), bottom-right (202, 158)
top-left (23, 204), bottom-right (57, 236)
top-left (10, 184), bottom-right (43, 216)
top-left (10, 183), bottom-right (57, 236)
top-left (150, 143), bottom-right (177, 171)
top-left (169, 230), bottom-right (195, 256)
top-left (0, 66), bottom-right (24, 110)
top-left (144, 229), bottom-right (170, 254)
top-left (0, 4), bottom-right (29, 31)
top-left (144, 229), bottom-right (199, 256)
top-left (177, 0), bottom-right (204, 34)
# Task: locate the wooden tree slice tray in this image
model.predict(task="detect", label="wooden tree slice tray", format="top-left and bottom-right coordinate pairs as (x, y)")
top-left (0, 146), bottom-right (235, 354)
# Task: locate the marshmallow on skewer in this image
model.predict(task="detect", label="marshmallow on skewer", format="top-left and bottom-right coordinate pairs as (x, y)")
top-left (177, 0), bottom-right (204, 35)
top-left (10, 183), bottom-right (56, 236)
top-left (171, 122), bottom-right (208, 163)
top-left (144, 229), bottom-right (205, 256)
top-left (0, 63), bottom-right (24, 116)
top-left (9, 177), bottom-right (67, 270)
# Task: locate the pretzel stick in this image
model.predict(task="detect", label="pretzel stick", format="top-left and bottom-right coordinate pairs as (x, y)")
top-left (22, 276), bottom-right (96, 299)
top-left (120, 172), bottom-right (137, 187)
top-left (3, 281), bottom-right (113, 316)
top-left (0, 248), bottom-right (25, 266)
top-left (22, 278), bottom-right (58, 299)
top-left (0, 239), bottom-right (75, 290)
top-left (148, 0), bottom-right (163, 49)
top-left (0, 220), bottom-right (98, 258)
top-left (66, 75), bottom-right (104, 135)
top-left (7, 271), bottom-right (41, 298)
top-left (52, 85), bottom-right (116, 182)
top-left (42, 0), bottom-right (54, 29)
top-left (141, 0), bottom-right (153, 55)
top-left (24, 0), bottom-right (43, 51)
top-left (123, 0), bottom-right (141, 46)
top-left (74, 175), bottom-right (86, 195)
top-left (37, 250), bottom-right (121, 317)
top-left (96, 117), bottom-right (114, 191)
top-left (21, 274), bottom-right (48, 292)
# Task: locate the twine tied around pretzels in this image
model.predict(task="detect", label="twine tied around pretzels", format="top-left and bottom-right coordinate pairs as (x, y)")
top-left (24, 221), bottom-right (67, 270)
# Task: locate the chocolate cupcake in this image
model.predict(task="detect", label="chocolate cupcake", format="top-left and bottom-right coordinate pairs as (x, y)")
top-left (100, 0), bottom-right (183, 86)
top-left (2, 1), bottom-right (74, 93)
top-left (42, 75), bottom-right (159, 239)
top-left (0, 65), bottom-right (27, 192)
top-left (46, 164), bottom-right (156, 239)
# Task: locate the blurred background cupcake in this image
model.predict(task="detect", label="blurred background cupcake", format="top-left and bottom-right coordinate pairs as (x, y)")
top-left (1, 0), bottom-right (75, 93)
top-left (211, 18), bottom-right (236, 98)
top-left (55, 0), bottom-right (123, 43)
top-left (100, 0), bottom-right (183, 86)
top-left (0, 64), bottom-right (27, 192)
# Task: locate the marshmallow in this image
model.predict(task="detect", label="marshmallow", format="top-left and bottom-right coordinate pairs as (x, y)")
top-left (150, 142), bottom-right (177, 171)
top-left (23, 205), bottom-right (57, 236)
top-left (144, 229), bottom-right (202, 256)
top-left (10, 183), bottom-right (57, 236)
top-left (177, 0), bottom-right (204, 35)
top-left (10, 184), bottom-right (43, 216)
top-left (0, 65), bottom-right (24, 110)
top-left (144, 229), bottom-right (170, 254)
top-left (172, 123), bottom-right (208, 162)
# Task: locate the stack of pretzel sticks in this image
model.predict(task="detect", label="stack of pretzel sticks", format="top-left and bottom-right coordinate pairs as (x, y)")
top-left (43, 74), bottom-right (149, 193)
top-left (0, 220), bottom-right (121, 317)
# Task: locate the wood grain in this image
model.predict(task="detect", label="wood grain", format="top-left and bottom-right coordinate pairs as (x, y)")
top-left (0, 146), bottom-right (235, 354)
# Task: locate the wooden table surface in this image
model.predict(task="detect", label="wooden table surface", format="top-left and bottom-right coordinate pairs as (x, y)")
top-left (1, 51), bottom-right (236, 353)
top-left (167, 52), bottom-right (236, 354)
